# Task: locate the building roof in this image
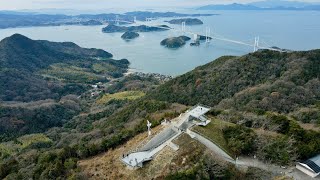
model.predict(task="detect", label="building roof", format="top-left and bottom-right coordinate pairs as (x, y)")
top-left (303, 155), bottom-right (320, 173)
top-left (188, 105), bottom-right (210, 119)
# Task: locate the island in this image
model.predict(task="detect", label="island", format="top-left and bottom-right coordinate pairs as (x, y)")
top-left (80, 20), bottom-right (103, 26)
top-left (160, 36), bottom-right (191, 48)
top-left (102, 24), bottom-right (170, 33)
top-left (165, 18), bottom-right (204, 25)
top-left (199, 35), bottom-right (213, 41)
top-left (0, 11), bottom-right (215, 29)
top-left (121, 31), bottom-right (140, 40)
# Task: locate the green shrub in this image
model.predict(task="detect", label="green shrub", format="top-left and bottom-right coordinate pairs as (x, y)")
top-left (223, 125), bottom-right (256, 156)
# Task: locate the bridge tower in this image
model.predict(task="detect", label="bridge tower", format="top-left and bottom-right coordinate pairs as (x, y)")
top-left (181, 22), bottom-right (186, 32)
top-left (205, 27), bottom-right (211, 43)
top-left (193, 34), bottom-right (198, 41)
top-left (116, 15), bottom-right (120, 26)
top-left (253, 36), bottom-right (260, 52)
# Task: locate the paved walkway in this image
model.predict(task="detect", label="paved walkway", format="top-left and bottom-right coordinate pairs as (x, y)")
top-left (122, 107), bottom-right (317, 179)
top-left (122, 130), bottom-right (181, 167)
top-left (186, 130), bottom-right (234, 162)
top-left (187, 131), bottom-right (317, 180)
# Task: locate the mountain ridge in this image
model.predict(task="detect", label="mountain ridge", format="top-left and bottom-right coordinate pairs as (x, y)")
top-left (198, 2), bottom-right (320, 11)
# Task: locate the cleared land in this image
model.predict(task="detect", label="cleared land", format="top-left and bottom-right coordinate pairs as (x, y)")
top-left (0, 133), bottom-right (51, 157)
top-left (97, 91), bottom-right (145, 104)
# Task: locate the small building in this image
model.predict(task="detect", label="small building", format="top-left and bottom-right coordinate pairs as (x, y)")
top-left (296, 155), bottom-right (320, 178)
top-left (187, 105), bottom-right (211, 126)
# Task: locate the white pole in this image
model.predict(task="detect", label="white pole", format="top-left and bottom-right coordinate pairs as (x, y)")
top-left (147, 120), bottom-right (152, 136)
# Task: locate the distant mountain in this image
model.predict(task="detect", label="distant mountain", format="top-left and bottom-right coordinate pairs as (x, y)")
top-left (198, 3), bottom-right (261, 10)
top-left (249, 0), bottom-right (317, 8)
top-left (0, 34), bottom-right (128, 102)
top-left (0, 11), bottom-right (215, 29)
top-left (198, 1), bottom-right (320, 11)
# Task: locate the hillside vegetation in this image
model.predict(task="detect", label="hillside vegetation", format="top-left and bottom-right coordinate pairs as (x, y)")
top-left (0, 45), bottom-right (319, 179)
top-left (0, 34), bottom-right (129, 140)
top-left (149, 50), bottom-right (320, 115)
top-left (0, 34), bottom-right (129, 102)
top-left (148, 50), bottom-right (320, 165)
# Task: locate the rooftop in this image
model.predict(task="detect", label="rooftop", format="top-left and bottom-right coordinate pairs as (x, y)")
top-left (188, 105), bottom-right (210, 119)
top-left (302, 154), bottom-right (320, 173)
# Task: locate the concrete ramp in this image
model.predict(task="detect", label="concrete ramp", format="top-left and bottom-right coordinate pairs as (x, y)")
top-left (122, 151), bottom-right (152, 167)
top-left (122, 128), bottom-right (182, 168)
top-left (140, 127), bottom-right (178, 151)
top-left (121, 104), bottom-right (212, 168)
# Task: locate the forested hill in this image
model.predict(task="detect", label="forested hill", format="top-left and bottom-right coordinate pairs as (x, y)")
top-left (0, 34), bottom-right (129, 102)
top-left (148, 50), bottom-right (320, 114)
top-left (0, 34), bottom-right (113, 71)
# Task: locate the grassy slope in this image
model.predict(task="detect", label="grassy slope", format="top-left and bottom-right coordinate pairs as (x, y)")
top-left (0, 133), bottom-right (51, 157)
top-left (193, 117), bottom-right (235, 157)
top-left (97, 91), bottom-right (146, 104)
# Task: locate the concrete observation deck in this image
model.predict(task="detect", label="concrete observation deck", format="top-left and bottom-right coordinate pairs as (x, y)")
top-left (121, 104), bottom-right (211, 168)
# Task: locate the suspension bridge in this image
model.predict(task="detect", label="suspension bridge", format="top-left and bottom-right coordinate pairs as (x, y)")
top-left (109, 16), bottom-right (287, 53)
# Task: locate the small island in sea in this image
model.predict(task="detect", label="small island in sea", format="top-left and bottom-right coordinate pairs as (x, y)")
top-left (80, 20), bottom-right (103, 26)
top-left (165, 18), bottom-right (204, 25)
top-left (121, 31), bottom-right (140, 40)
top-left (160, 36), bottom-right (191, 48)
top-left (102, 24), bottom-right (170, 33)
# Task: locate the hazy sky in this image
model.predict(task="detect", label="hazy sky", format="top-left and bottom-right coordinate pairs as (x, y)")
top-left (0, 0), bottom-right (319, 10)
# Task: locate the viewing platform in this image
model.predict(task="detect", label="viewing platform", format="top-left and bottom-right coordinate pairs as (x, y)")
top-left (121, 104), bottom-right (212, 168)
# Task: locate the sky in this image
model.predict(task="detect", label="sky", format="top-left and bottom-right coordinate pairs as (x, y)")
top-left (0, 0), bottom-right (319, 11)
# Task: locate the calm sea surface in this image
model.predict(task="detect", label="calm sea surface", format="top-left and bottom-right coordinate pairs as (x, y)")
top-left (0, 10), bottom-right (320, 76)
